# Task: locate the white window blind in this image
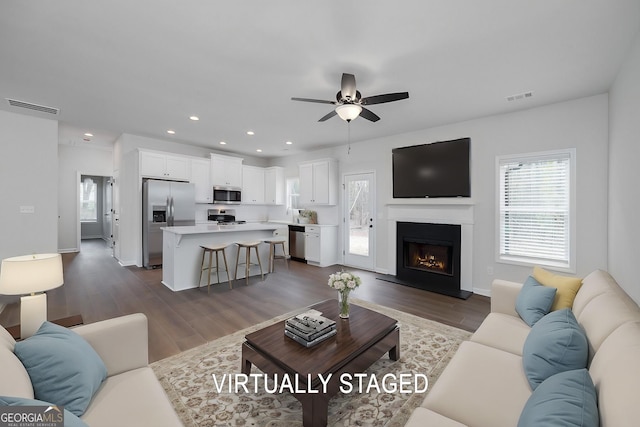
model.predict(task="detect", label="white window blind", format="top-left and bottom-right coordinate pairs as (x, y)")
top-left (498, 150), bottom-right (573, 269)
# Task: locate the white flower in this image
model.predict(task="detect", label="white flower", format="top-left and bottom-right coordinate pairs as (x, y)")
top-left (328, 271), bottom-right (361, 290)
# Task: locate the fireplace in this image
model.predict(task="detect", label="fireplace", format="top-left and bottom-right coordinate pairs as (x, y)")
top-left (394, 222), bottom-right (471, 299)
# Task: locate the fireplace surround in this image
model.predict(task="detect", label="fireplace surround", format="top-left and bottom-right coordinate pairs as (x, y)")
top-left (392, 222), bottom-right (471, 298)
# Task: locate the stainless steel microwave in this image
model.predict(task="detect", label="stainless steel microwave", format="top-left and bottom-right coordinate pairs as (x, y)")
top-left (212, 186), bottom-right (242, 204)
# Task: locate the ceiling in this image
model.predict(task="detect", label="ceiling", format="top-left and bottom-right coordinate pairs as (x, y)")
top-left (1, 1), bottom-right (639, 158)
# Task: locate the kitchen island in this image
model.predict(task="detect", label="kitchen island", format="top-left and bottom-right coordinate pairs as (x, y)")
top-left (161, 223), bottom-right (285, 291)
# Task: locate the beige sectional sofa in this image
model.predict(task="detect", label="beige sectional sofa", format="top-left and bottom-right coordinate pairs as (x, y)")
top-left (0, 313), bottom-right (182, 427)
top-left (405, 269), bottom-right (640, 427)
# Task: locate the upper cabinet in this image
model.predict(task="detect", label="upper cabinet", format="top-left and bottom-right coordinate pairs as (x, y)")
top-left (139, 151), bottom-right (190, 181)
top-left (190, 158), bottom-right (212, 203)
top-left (264, 167), bottom-right (284, 205)
top-left (242, 166), bottom-right (284, 205)
top-left (210, 154), bottom-right (243, 188)
top-left (242, 165), bottom-right (265, 204)
top-left (299, 159), bottom-right (338, 205)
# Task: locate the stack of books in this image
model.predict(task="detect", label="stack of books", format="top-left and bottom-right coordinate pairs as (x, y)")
top-left (285, 310), bottom-right (337, 347)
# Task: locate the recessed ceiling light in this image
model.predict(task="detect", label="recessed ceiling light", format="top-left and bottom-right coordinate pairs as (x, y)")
top-left (285, 141), bottom-right (293, 145)
top-left (84, 133), bottom-right (93, 137)
top-left (246, 131), bottom-right (255, 135)
top-left (219, 141), bottom-right (226, 145)
top-left (189, 116), bottom-right (199, 121)
top-left (256, 149), bottom-right (262, 152)
top-left (167, 130), bottom-right (176, 135)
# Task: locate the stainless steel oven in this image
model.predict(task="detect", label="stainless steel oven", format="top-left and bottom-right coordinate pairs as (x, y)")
top-left (212, 186), bottom-right (242, 204)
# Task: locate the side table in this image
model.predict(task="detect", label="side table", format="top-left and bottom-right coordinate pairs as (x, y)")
top-left (5, 314), bottom-right (84, 340)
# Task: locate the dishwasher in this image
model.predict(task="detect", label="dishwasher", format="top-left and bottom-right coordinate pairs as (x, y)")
top-left (289, 225), bottom-right (306, 262)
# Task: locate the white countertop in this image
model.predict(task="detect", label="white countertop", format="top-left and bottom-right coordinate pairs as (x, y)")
top-left (162, 222), bottom-right (283, 235)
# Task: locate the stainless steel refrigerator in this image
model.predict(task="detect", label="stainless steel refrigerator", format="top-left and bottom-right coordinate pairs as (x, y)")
top-left (142, 179), bottom-right (195, 268)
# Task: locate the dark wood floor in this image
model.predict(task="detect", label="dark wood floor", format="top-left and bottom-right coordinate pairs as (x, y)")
top-left (0, 239), bottom-right (490, 363)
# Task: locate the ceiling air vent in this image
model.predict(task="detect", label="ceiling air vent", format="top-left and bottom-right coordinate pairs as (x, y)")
top-left (506, 91), bottom-right (533, 102)
top-left (5, 98), bottom-right (60, 115)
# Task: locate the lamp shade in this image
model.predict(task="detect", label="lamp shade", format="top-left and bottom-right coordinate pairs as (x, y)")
top-left (335, 104), bottom-right (362, 122)
top-left (0, 253), bottom-right (63, 295)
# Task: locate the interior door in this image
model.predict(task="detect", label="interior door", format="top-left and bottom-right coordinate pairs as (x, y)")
top-left (343, 172), bottom-right (375, 270)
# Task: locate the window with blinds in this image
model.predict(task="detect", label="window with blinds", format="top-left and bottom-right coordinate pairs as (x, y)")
top-left (497, 149), bottom-right (575, 270)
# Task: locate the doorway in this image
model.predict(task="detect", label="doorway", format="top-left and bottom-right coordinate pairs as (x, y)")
top-left (78, 174), bottom-right (114, 251)
top-left (343, 172), bottom-right (376, 270)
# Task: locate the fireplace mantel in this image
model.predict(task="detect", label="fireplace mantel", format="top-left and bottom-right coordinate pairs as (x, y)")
top-left (385, 198), bottom-right (475, 207)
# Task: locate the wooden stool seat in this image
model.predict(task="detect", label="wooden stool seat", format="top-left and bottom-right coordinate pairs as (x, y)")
top-left (234, 241), bottom-right (264, 285)
top-left (263, 238), bottom-right (288, 273)
top-left (199, 244), bottom-right (233, 293)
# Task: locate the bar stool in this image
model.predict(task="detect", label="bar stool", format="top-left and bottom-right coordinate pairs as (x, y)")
top-left (234, 241), bottom-right (264, 285)
top-left (263, 238), bottom-right (288, 273)
top-left (199, 244), bottom-right (233, 293)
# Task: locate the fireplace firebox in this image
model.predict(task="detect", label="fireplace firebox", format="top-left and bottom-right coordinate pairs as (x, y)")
top-left (392, 222), bottom-right (470, 299)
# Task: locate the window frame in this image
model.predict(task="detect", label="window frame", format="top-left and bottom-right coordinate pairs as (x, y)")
top-left (495, 148), bottom-right (576, 273)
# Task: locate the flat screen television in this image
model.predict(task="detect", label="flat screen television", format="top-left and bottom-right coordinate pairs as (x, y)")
top-left (392, 137), bottom-right (471, 198)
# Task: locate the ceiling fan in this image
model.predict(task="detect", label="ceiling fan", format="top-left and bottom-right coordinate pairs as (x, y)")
top-left (292, 73), bottom-right (409, 123)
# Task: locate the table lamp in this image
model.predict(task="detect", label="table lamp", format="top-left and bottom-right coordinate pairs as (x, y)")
top-left (0, 253), bottom-right (64, 338)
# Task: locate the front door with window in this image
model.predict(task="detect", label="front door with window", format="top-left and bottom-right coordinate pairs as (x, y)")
top-left (343, 172), bottom-right (375, 270)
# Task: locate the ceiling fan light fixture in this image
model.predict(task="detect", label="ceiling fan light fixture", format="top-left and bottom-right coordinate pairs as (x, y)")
top-left (335, 104), bottom-right (362, 122)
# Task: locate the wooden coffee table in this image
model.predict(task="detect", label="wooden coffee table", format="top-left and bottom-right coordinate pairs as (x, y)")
top-left (242, 299), bottom-right (399, 427)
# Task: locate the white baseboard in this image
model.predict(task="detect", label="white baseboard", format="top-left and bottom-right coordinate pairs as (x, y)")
top-left (473, 287), bottom-right (491, 297)
top-left (59, 248), bottom-right (79, 253)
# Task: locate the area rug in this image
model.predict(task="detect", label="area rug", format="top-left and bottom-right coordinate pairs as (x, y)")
top-left (151, 299), bottom-right (471, 426)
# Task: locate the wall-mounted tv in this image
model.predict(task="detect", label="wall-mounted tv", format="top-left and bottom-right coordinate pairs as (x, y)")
top-left (392, 137), bottom-right (471, 198)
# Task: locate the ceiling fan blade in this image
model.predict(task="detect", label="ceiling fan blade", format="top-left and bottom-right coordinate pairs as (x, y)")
top-left (341, 73), bottom-right (357, 100)
top-left (361, 92), bottom-right (409, 105)
top-left (359, 107), bottom-right (380, 122)
top-left (291, 97), bottom-right (335, 105)
top-left (318, 110), bottom-right (337, 122)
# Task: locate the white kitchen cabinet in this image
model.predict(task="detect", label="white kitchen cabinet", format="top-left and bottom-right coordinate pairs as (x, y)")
top-left (190, 158), bottom-right (212, 203)
top-left (264, 166), bottom-right (284, 205)
top-left (210, 154), bottom-right (243, 187)
top-left (298, 159), bottom-right (338, 205)
top-left (242, 165), bottom-right (265, 204)
top-left (140, 151), bottom-right (190, 180)
top-left (304, 225), bottom-right (338, 267)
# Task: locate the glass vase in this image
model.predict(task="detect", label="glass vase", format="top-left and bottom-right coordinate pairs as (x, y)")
top-left (338, 290), bottom-right (350, 319)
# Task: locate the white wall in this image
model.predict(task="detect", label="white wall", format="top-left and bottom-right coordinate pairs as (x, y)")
top-left (58, 145), bottom-right (113, 252)
top-left (271, 94), bottom-right (609, 294)
top-left (608, 30), bottom-right (640, 304)
top-left (0, 110), bottom-right (58, 261)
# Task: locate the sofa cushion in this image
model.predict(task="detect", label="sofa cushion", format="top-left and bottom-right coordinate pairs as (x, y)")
top-left (533, 266), bottom-right (582, 311)
top-left (572, 270), bottom-right (617, 318)
top-left (422, 341), bottom-right (532, 427)
top-left (13, 321), bottom-right (107, 416)
top-left (588, 321), bottom-right (640, 427)
top-left (0, 395), bottom-right (88, 427)
top-left (518, 369), bottom-right (598, 427)
top-left (573, 288), bottom-right (640, 360)
top-left (0, 328), bottom-right (34, 399)
top-left (516, 276), bottom-right (557, 326)
top-left (470, 312), bottom-right (530, 356)
top-left (80, 367), bottom-right (184, 427)
top-left (522, 308), bottom-right (588, 390)
top-left (405, 407), bottom-right (468, 427)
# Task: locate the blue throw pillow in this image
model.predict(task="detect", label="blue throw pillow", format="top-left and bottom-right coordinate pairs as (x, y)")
top-left (516, 276), bottom-right (557, 326)
top-left (518, 369), bottom-right (599, 427)
top-left (13, 321), bottom-right (107, 416)
top-left (0, 395), bottom-right (88, 427)
top-left (522, 308), bottom-right (588, 390)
